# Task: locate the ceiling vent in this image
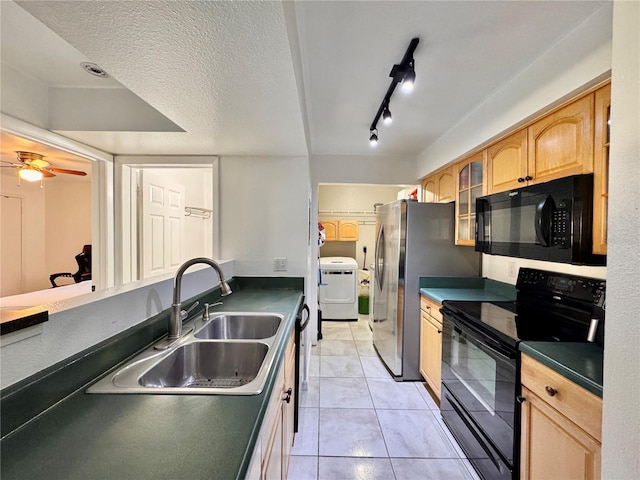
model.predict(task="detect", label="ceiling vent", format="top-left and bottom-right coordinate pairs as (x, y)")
top-left (81, 62), bottom-right (109, 78)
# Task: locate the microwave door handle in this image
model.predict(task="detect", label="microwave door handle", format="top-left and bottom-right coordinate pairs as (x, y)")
top-left (535, 195), bottom-right (554, 247)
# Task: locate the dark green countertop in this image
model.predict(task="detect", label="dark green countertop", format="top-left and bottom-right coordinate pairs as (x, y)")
top-left (0, 286), bottom-right (303, 480)
top-left (519, 341), bottom-right (604, 397)
top-left (419, 277), bottom-right (516, 304)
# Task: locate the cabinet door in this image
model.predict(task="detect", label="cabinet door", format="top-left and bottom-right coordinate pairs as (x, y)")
top-left (320, 220), bottom-right (338, 241)
top-left (338, 221), bottom-right (359, 241)
top-left (422, 175), bottom-right (437, 203)
top-left (486, 129), bottom-right (528, 193)
top-left (282, 333), bottom-right (296, 479)
top-left (436, 166), bottom-right (455, 203)
top-left (421, 312), bottom-right (442, 401)
top-left (263, 405), bottom-right (283, 480)
top-left (455, 152), bottom-right (485, 246)
top-left (592, 84), bottom-right (610, 255)
top-left (527, 94), bottom-right (594, 185)
top-left (520, 386), bottom-right (601, 480)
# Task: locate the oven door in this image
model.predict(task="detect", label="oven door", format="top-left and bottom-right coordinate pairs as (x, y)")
top-left (441, 313), bottom-right (518, 466)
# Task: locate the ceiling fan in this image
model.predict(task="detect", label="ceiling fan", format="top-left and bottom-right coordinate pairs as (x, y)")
top-left (1, 151), bottom-right (87, 182)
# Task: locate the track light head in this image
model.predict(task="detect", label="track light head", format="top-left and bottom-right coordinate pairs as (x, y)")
top-left (369, 129), bottom-right (379, 146)
top-left (401, 61), bottom-right (416, 92)
top-left (382, 106), bottom-right (392, 125)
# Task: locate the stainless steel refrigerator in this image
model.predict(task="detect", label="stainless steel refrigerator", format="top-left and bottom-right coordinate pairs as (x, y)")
top-left (372, 200), bottom-right (480, 381)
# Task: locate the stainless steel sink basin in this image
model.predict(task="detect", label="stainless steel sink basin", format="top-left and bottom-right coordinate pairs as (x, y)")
top-left (140, 341), bottom-right (268, 388)
top-left (87, 311), bottom-right (289, 395)
top-left (194, 313), bottom-right (283, 340)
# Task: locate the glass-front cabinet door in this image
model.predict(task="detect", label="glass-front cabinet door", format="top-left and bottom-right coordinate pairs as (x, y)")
top-left (456, 152), bottom-right (485, 246)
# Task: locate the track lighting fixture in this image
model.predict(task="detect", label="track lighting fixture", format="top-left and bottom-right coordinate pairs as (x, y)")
top-left (368, 38), bottom-right (419, 145)
top-left (369, 129), bottom-right (379, 146)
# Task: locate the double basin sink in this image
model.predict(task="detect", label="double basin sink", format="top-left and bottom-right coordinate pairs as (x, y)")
top-left (88, 312), bottom-right (288, 395)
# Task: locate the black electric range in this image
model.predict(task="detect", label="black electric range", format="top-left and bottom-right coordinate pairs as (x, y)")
top-left (439, 268), bottom-right (606, 480)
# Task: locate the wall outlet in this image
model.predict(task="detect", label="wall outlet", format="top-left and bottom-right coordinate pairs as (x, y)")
top-left (508, 261), bottom-right (517, 278)
top-left (274, 257), bottom-right (288, 272)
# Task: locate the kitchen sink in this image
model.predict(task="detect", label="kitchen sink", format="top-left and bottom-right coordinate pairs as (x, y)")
top-left (87, 311), bottom-right (289, 395)
top-left (140, 341), bottom-right (269, 388)
top-left (194, 313), bottom-right (283, 340)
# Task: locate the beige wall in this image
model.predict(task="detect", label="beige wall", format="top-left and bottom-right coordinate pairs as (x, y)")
top-left (44, 179), bottom-right (92, 284)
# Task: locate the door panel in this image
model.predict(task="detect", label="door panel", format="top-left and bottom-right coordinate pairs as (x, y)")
top-left (140, 171), bottom-right (185, 279)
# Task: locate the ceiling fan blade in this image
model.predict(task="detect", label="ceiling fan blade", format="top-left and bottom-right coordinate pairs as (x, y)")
top-left (46, 167), bottom-right (87, 176)
top-left (42, 170), bottom-right (56, 177)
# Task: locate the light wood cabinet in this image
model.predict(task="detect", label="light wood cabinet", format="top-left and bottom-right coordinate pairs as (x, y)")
top-left (247, 330), bottom-right (296, 480)
top-left (455, 152), bottom-right (485, 245)
top-left (486, 129), bottom-right (528, 194)
top-left (319, 220), bottom-right (359, 241)
top-left (419, 295), bottom-right (443, 402)
top-left (520, 355), bottom-right (602, 480)
top-left (421, 165), bottom-right (455, 203)
top-left (592, 84), bottom-right (610, 255)
top-left (527, 94), bottom-right (594, 185)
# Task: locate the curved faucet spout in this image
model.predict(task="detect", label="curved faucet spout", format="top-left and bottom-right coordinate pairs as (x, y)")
top-left (168, 257), bottom-right (232, 342)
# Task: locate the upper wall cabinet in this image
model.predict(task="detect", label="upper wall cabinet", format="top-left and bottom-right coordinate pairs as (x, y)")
top-left (455, 152), bottom-right (485, 246)
top-left (422, 165), bottom-right (455, 203)
top-left (486, 129), bottom-right (528, 194)
top-left (592, 84), bottom-right (611, 255)
top-left (320, 220), bottom-right (359, 241)
top-left (527, 94), bottom-right (594, 185)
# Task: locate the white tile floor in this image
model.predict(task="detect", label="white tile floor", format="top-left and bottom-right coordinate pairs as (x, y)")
top-left (290, 315), bottom-right (481, 480)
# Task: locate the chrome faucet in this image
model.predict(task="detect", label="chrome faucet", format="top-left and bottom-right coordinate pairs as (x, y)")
top-left (167, 257), bottom-right (232, 343)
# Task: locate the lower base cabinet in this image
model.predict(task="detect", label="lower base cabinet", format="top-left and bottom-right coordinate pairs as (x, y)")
top-left (246, 331), bottom-right (296, 480)
top-left (419, 295), bottom-right (443, 402)
top-left (520, 355), bottom-right (602, 480)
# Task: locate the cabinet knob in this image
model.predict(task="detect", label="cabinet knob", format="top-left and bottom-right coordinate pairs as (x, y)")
top-left (283, 387), bottom-right (293, 403)
top-left (545, 386), bottom-right (557, 397)
top-left (525, 175), bottom-right (533, 181)
top-left (517, 177), bottom-right (525, 183)
top-left (516, 395), bottom-right (526, 403)
top-left (437, 329), bottom-right (442, 334)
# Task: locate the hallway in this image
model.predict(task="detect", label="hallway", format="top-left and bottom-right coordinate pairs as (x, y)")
top-left (290, 316), bottom-right (480, 479)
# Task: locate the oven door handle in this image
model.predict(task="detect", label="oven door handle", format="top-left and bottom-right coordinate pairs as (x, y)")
top-left (450, 318), bottom-right (517, 361)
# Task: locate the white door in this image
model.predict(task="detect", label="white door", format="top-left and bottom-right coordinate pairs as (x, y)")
top-left (0, 195), bottom-right (23, 296)
top-left (139, 171), bottom-right (185, 279)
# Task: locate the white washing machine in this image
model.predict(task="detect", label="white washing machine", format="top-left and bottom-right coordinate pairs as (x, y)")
top-left (319, 257), bottom-right (358, 321)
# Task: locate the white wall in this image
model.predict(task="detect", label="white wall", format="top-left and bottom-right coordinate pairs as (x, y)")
top-left (219, 156), bottom-right (310, 277)
top-left (0, 62), bottom-right (49, 129)
top-left (416, 3), bottom-right (613, 177)
top-left (601, 2), bottom-right (640, 479)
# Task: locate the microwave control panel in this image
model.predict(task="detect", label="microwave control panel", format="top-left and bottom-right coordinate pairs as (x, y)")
top-left (551, 200), bottom-right (571, 248)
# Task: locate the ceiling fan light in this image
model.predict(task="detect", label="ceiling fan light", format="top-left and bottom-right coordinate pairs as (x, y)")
top-left (19, 168), bottom-right (43, 182)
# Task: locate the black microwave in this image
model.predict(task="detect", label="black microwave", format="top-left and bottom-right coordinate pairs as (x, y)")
top-left (475, 174), bottom-right (606, 265)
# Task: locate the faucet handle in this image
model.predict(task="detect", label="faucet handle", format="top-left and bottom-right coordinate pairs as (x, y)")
top-left (203, 303), bottom-right (211, 320)
top-left (181, 301), bottom-right (200, 320)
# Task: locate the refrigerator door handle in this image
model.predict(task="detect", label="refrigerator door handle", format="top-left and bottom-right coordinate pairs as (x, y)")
top-left (375, 224), bottom-right (385, 291)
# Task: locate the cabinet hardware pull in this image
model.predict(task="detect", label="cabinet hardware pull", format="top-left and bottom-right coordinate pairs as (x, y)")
top-left (518, 177), bottom-right (525, 182)
top-left (516, 395), bottom-right (526, 403)
top-left (283, 387), bottom-right (293, 403)
top-left (545, 386), bottom-right (557, 397)
top-left (437, 330), bottom-right (442, 334)
top-left (525, 175), bottom-right (533, 181)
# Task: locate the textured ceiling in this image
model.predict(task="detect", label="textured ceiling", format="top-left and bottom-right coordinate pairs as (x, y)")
top-left (2, 0), bottom-right (609, 158)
